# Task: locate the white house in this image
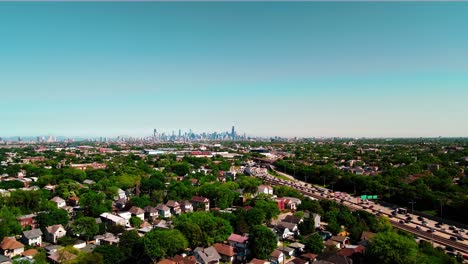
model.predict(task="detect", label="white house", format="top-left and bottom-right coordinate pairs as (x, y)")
top-left (257, 185), bottom-right (273, 195)
top-left (45, 224), bottom-right (67, 244)
top-left (269, 249), bottom-right (284, 264)
top-left (129, 206), bottom-right (145, 221)
top-left (312, 213), bottom-right (321, 228)
top-left (50, 197), bottom-right (66, 208)
top-left (0, 237), bottom-right (25, 258)
top-left (21, 229), bottom-right (43, 246)
top-left (155, 204), bottom-right (172, 218)
top-left (100, 212), bottom-right (127, 226)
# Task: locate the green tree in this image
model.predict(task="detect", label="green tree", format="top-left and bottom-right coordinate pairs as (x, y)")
top-left (143, 229), bottom-right (188, 261)
top-left (70, 217), bottom-right (99, 241)
top-left (119, 230), bottom-right (151, 264)
top-left (174, 212), bottom-right (233, 246)
top-left (36, 208), bottom-right (69, 229)
top-left (367, 231), bottom-right (419, 264)
top-left (304, 233), bottom-right (324, 254)
top-left (93, 245), bottom-right (124, 264)
top-left (0, 206), bottom-right (22, 238)
top-left (80, 191), bottom-right (112, 217)
top-left (248, 225), bottom-right (278, 259)
top-left (129, 216), bottom-right (143, 228)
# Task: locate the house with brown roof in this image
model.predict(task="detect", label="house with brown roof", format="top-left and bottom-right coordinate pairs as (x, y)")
top-left (171, 254), bottom-right (197, 264)
top-left (300, 253), bottom-right (318, 262)
top-left (166, 200), bottom-right (181, 215)
top-left (359, 231), bottom-right (376, 247)
top-left (213, 243), bottom-right (235, 263)
top-left (179, 200), bottom-right (193, 213)
top-left (22, 248), bottom-right (38, 259)
top-left (156, 204), bottom-right (172, 218)
top-left (129, 206), bottom-right (145, 221)
top-left (48, 250), bottom-right (77, 263)
top-left (0, 237), bottom-right (24, 258)
top-left (227, 234), bottom-right (248, 249)
top-left (248, 259), bottom-right (270, 264)
top-left (157, 259), bottom-right (176, 264)
top-left (329, 236), bottom-right (350, 249)
top-left (269, 249), bottom-right (284, 264)
top-left (45, 224), bottom-right (67, 244)
top-left (191, 196), bottom-right (210, 211)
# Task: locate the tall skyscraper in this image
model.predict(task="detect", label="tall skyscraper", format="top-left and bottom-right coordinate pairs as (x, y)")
top-left (231, 126), bottom-right (235, 140)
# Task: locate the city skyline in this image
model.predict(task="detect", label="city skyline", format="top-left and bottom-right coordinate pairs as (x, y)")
top-left (1, 2), bottom-right (468, 138)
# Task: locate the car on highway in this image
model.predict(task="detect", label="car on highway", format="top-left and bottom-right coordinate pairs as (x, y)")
top-left (452, 230), bottom-right (459, 234)
top-left (447, 252), bottom-right (456, 257)
top-left (406, 216), bottom-right (413, 221)
top-left (450, 236), bottom-right (457, 241)
top-left (422, 221), bottom-right (428, 226)
top-left (399, 220), bottom-right (405, 224)
top-left (445, 246), bottom-right (455, 252)
top-left (417, 216), bottom-right (424, 221)
top-left (457, 236), bottom-right (464, 241)
top-left (449, 226), bottom-right (456, 230)
top-left (416, 226), bottom-right (421, 230)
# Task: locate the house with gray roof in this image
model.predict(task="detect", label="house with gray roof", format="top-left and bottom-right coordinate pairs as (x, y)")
top-left (21, 229), bottom-right (43, 246)
top-left (193, 246), bottom-right (221, 264)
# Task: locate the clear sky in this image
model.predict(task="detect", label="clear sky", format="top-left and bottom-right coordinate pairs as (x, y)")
top-left (1, 2), bottom-right (467, 138)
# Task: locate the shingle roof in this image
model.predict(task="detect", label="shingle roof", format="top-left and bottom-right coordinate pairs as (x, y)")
top-left (191, 196), bottom-right (209, 203)
top-left (129, 206), bottom-right (145, 215)
top-left (228, 233), bottom-right (248, 244)
top-left (213, 243), bottom-right (235, 257)
top-left (0, 237), bottom-right (24, 250)
top-left (156, 204), bottom-right (170, 211)
top-left (166, 200), bottom-right (180, 207)
top-left (23, 229), bottom-right (43, 239)
top-left (194, 246), bottom-right (221, 264)
top-left (46, 224), bottom-right (65, 235)
top-left (22, 248), bottom-right (38, 257)
top-left (270, 249), bottom-right (283, 258)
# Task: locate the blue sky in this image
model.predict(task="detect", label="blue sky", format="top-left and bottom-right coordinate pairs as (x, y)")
top-left (1, 2), bottom-right (467, 138)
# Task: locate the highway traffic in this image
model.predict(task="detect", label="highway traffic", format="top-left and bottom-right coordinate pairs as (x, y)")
top-left (250, 167), bottom-right (468, 258)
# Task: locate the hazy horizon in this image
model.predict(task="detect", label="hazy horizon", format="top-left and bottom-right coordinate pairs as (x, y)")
top-left (1, 2), bottom-right (467, 138)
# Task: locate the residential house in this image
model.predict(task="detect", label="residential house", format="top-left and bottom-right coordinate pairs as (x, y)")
top-left (269, 249), bottom-right (284, 264)
top-left (94, 233), bottom-right (119, 246)
top-left (359, 231), bottom-right (376, 247)
top-left (279, 246), bottom-right (295, 257)
top-left (0, 237), bottom-right (24, 258)
top-left (275, 221), bottom-right (299, 239)
top-left (129, 206), bottom-right (145, 221)
top-left (227, 234), bottom-right (248, 249)
top-left (21, 229), bottom-right (43, 246)
top-left (166, 200), bottom-right (181, 215)
top-left (117, 212), bottom-right (131, 227)
top-left (17, 214), bottom-right (37, 229)
top-left (68, 196), bottom-right (79, 206)
top-left (213, 243), bottom-right (235, 263)
top-left (312, 213), bottom-right (321, 229)
top-left (329, 236), bottom-right (350, 249)
top-left (248, 259), bottom-right (270, 264)
top-left (193, 246), bottom-right (221, 264)
top-left (288, 258), bottom-right (308, 264)
top-left (257, 185), bottom-right (273, 195)
top-left (157, 259), bottom-right (176, 264)
top-left (179, 200), bottom-right (193, 213)
top-left (172, 254), bottom-right (197, 264)
top-left (48, 250), bottom-right (77, 263)
top-left (144, 206), bottom-right (159, 221)
top-left (283, 215), bottom-right (303, 225)
top-left (156, 204), bottom-right (172, 218)
top-left (288, 242), bottom-right (305, 254)
top-left (45, 224), bottom-right (67, 244)
top-left (50, 197), bottom-right (66, 208)
top-left (337, 245), bottom-right (365, 260)
top-left (191, 196), bottom-right (210, 211)
top-left (300, 253), bottom-right (318, 262)
top-left (100, 212), bottom-right (126, 226)
top-left (22, 249), bottom-right (38, 259)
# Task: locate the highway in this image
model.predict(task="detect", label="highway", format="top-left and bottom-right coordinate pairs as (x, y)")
top-left (250, 168), bottom-right (468, 256)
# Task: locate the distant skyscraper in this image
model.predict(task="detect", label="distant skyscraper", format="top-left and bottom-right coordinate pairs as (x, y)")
top-left (231, 126), bottom-right (235, 139)
top-left (153, 129), bottom-right (157, 137)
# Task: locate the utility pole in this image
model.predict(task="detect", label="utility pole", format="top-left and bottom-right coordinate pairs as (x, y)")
top-left (409, 200), bottom-right (416, 214)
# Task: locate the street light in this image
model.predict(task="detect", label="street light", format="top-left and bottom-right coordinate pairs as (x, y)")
top-left (409, 200), bottom-right (416, 214)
